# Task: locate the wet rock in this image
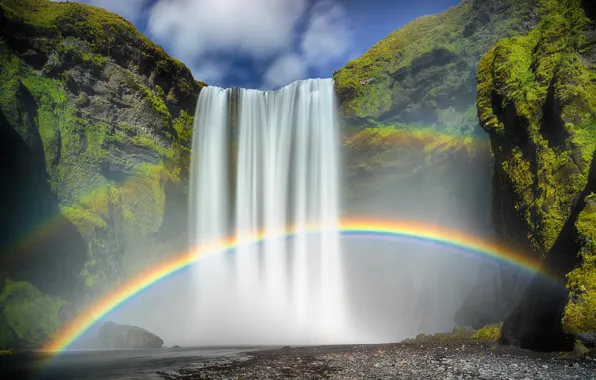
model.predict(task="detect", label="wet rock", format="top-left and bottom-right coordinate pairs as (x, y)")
top-left (579, 332), bottom-right (596, 346)
top-left (158, 340), bottom-right (596, 380)
top-left (92, 321), bottom-right (163, 349)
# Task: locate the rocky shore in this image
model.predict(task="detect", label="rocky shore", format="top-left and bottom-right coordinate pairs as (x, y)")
top-left (157, 340), bottom-right (596, 380)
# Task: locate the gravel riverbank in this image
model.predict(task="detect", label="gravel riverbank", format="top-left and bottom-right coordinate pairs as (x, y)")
top-left (157, 340), bottom-right (596, 380)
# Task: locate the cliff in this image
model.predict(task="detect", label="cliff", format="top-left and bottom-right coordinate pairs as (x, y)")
top-left (334, 0), bottom-right (543, 330)
top-left (335, 0), bottom-right (540, 226)
top-left (334, 0), bottom-right (539, 133)
top-left (477, 0), bottom-right (596, 349)
top-left (0, 0), bottom-right (202, 348)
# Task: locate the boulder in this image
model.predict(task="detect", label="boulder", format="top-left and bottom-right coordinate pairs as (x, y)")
top-left (94, 321), bottom-right (163, 349)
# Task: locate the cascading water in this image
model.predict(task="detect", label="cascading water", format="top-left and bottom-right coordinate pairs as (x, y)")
top-left (189, 78), bottom-right (348, 345)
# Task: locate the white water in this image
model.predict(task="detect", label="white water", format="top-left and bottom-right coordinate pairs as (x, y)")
top-left (189, 79), bottom-right (347, 345)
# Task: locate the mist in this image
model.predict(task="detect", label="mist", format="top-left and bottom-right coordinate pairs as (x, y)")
top-left (99, 136), bottom-right (504, 348)
top-left (339, 140), bottom-right (497, 341)
top-left (90, 82), bottom-right (507, 348)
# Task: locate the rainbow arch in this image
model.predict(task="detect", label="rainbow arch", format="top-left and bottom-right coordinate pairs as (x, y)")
top-left (43, 218), bottom-right (545, 353)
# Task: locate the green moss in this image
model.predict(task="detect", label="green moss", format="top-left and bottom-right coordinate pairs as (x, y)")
top-left (61, 205), bottom-right (107, 236)
top-left (0, 0), bottom-right (197, 322)
top-left (1, 0), bottom-right (197, 95)
top-left (477, 0), bottom-right (596, 254)
top-left (471, 323), bottom-right (502, 341)
top-left (173, 110), bottom-right (194, 146)
top-left (118, 164), bottom-right (166, 235)
top-left (478, 0), bottom-right (596, 334)
top-left (62, 43), bottom-right (107, 71)
top-left (415, 333), bottom-right (427, 340)
top-left (0, 317), bottom-right (17, 350)
top-left (345, 124), bottom-right (474, 175)
top-left (563, 196), bottom-right (596, 334)
top-left (452, 325), bottom-right (476, 339)
top-left (573, 340), bottom-right (591, 356)
top-left (0, 49), bottom-right (25, 133)
top-left (343, 123), bottom-right (482, 202)
top-left (334, 0), bottom-right (537, 127)
top-left (170, 110), bottom-right (194, 186)
top-left (411, 327), bottom-right (476, 343)
top-left (564, 255), bottom-right (596, 334)
top-left (145, 88), bottom-right (171, 122)
top-left (0, 279), bottom-right (66, 348)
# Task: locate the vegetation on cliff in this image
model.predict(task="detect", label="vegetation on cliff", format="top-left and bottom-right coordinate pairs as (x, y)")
top-left (343, 125), bottom-right (479, 199)
top-left (0, 280), bottom-right (66, 349)
top-left (0, 0), bottom-right (202, 348)
top-left (334, 0), bottom-right (539, 134)
top-left (334, 0), bottom-right (538, 330)
top-left (477, 0), bottom-right (596, 336)
top-left (471, 323), bottom-right (502, 341)
top-left (564, 193), bottom-right (596, 333)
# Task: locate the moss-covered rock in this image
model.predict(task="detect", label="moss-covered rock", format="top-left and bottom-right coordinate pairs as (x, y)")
top-left (472, 323), bottom-right (502, 341)
top-left (0, 75), bottom-right (86, 306)
top-left (0, 0), bottom-right (203, 348)
top-left (410, 326), bottom-right (477, 342)
top-left (477, 0), bottom-right (596, 349)
top-left (335, 0), bottom-right (544, 332)
top-left (334, 0), bottom-right (539, 134)
top-left (342, 124), bottom-right (491, 222)
top-left (563, 197), bottom-right (596, 334)
top-left (0, 279), bottom-right (66, 349)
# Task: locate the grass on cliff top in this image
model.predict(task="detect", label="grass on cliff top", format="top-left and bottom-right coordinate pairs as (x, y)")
top-left (334, 1), bottom-right (470, 118)
top-left (0, 0), bottom-right (197, 95)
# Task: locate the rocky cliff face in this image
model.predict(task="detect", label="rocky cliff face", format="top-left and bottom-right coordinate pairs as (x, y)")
top-left (477, 0), bottom-right (596, 350)
top-left (0, 0), bottom-right (202, 348)
top-left (334, 0), bottom-right (541, 330)
top-left (334, 0), bottom-right (539, 133)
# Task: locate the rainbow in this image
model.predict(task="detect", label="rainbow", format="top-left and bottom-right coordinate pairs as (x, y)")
top-left (43, 218), bottom-right (546, 354)
top-left (4, 128), bottom-right (487, 267)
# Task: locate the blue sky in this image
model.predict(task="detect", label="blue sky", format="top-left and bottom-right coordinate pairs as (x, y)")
top-left (53, 0), bottom-right (461, 89)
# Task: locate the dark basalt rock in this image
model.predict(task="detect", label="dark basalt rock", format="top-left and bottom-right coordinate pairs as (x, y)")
top-left (93, 321), bottom-right (164, 349)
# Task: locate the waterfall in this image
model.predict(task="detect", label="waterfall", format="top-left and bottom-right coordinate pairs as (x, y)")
top-left (189, 78), bottom-right (347, 345)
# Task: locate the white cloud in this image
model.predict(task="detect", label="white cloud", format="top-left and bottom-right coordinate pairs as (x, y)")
top-left (53, 0), bottom-right (353, 89)
top-left (262, 53), bottom-right (307, 89)
top-left (51, 0), bottom-right (149, 22)
top-left (300, 1), bottom-right (351, 68)
top-left (261, 0), bottom-right (351, 89)
top-left (191, 59), bottom-right (231, 85)
top-left (146, 0), bottom-right (308, 64)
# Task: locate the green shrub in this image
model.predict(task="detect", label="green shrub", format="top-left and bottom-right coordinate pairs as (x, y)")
top-left (472, 323), bottom-right (502, 341)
